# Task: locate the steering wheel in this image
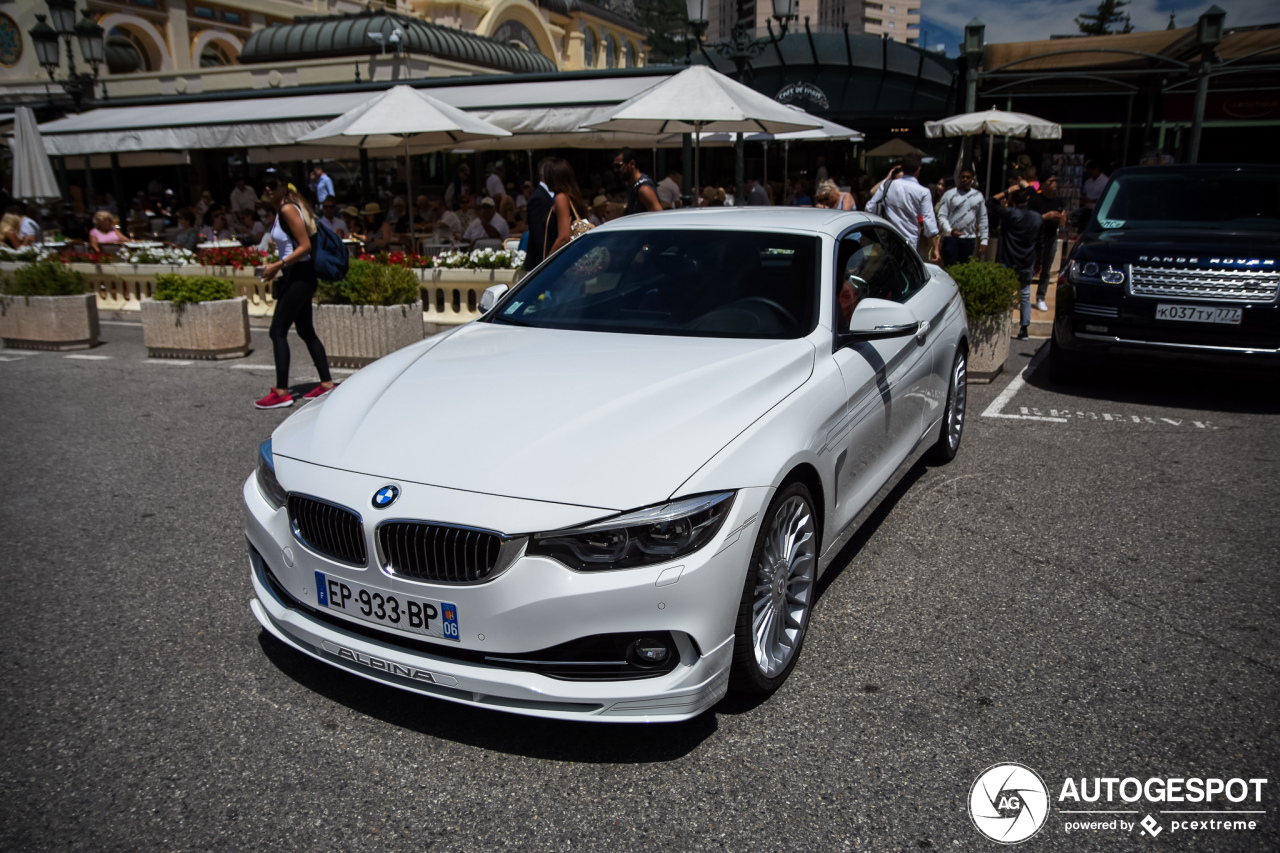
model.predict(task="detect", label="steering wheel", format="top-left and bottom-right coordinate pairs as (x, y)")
top-left (733, 297), bottom-right (796, 332)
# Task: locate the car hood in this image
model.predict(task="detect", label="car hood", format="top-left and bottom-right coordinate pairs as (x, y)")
top-left (273, 323), bottom-right (815, 512)
top-left (1077, 230), bottom-right (1280, 261)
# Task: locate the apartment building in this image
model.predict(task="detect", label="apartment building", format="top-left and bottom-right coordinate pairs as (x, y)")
top-left (705, 0), bottom-right (918, 45)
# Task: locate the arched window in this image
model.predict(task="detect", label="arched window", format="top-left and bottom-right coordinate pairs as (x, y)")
top-left (625, 41), bottom-right (636, 68)
top-left (583, 28), bottom-right (596, 67)
top-left (106, 28), bottom-right (152, 74)
top-left (200, 42), bottom-right (232, 67)
top-left (605, 35), bottom-right (617, 69)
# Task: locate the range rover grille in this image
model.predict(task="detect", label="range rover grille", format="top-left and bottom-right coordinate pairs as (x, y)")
top-left (379, 522), bottom-right (502, 584)
top-left (288, 495), bottom-right (367, 566)
top-left (1130, 265), bottom-right (1280, 303)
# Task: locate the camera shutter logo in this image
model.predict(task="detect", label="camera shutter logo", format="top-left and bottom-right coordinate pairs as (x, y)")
top-left (969, 763), bottom-right (1050, 844)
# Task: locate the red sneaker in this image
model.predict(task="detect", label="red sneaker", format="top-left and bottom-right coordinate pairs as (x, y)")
top-left (254, 389), bottom-right (293, 409)
top-left (302, 383), bottom-right (336, 400)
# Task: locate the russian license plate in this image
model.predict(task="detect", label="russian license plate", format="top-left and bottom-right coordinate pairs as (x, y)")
top-left (1155, 304), bottom-right (1242, 324)
top-left (315, 571), bottom-right (460, 641)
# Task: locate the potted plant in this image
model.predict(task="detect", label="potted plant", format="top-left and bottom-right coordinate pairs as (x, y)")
top-left (141, 273), bottom-right (250, 359)
top-left (0, 259), bottom-right (99, 351)
top-left (947, 259), bottom-right (1020, 381)
top-left (314, 259), bottom-right (423, 367)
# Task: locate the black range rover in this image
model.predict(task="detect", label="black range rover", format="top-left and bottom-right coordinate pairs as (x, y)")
top-left (1051, 164), bottom-right (1280, 381)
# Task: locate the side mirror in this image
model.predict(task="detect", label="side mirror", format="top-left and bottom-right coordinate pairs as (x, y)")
top-left (478, 284), bottom-right (508, 314)
top-left (839, 297), bottom-right (919, 344)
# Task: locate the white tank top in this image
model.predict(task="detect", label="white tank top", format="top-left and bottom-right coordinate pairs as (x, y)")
top-left (270, 204), bottom-right (311, 262)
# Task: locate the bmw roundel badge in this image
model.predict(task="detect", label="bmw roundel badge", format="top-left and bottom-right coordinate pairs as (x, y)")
top-left (372, 485), bottom-right (400, 509)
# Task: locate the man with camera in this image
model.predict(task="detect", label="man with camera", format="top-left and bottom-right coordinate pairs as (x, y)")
top-left (866, 154), bottom-right (940, 262)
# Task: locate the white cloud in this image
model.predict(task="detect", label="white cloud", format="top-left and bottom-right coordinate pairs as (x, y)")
top-left (921, 0), bottom-right (1278, 54)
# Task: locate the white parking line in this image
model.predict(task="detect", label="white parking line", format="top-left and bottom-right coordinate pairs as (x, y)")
top-left (981, 348), bottom-right (1066, 422)
top-left (64, 354), bottom-right (111, 360)
top-left (145, 359), bottom-right (194, 366)
top-left (981, 348), bottom-right (1214, 429)
top-left (0, 356), bottom-right (31, 362)
top-left (231, 364), bottom-right (275, 370)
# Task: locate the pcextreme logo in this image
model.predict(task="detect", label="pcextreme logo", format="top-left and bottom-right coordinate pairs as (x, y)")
top-left (968, 764), bottom-right (1269, 844)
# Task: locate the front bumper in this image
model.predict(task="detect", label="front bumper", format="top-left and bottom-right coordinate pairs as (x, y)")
top-left (244, 464), bottom-right (771, 723)
top-left (1054, 282), bottom-right (1280, 366)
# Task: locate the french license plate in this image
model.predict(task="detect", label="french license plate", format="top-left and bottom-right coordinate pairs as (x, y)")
top-left (1155, 304), bottom-right (1242, 324)
top-left (315, 571), bottom-right (459, 641)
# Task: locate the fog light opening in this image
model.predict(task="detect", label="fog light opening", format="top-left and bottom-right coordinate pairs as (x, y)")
top-left (628, 637), bottom-right (671, 669)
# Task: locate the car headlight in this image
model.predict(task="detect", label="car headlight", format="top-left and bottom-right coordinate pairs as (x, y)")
top-left (1066, 260), bottom-right (1080, 284)
top-left (255, 438), bottom-right (287, 511)
top-left (528, 492), bottom-right (735, 571)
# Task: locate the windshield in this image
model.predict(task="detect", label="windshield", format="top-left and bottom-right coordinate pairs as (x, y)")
top-left (490, 229), bottom-right (819, 339)
top-left (1093, 172), bottom-right (1280, 233)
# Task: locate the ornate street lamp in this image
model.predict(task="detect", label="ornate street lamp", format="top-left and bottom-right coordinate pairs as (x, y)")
top-left (27, 1), bottom-right (105, 111)
top-left (685, 0), bottom-right (798, 75)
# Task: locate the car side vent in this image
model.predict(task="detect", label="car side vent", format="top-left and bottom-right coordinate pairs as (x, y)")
top-left (288, 495), bottom-right (367, 566)
top-left (379, 522), bottom-right (503, 584)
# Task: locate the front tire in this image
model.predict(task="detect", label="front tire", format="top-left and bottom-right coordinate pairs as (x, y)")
top-left (1048, 331), bottom-right (1084, 385)
top-left (927, 346), bottom-right (966, 463)
top-left (729, 482), bottom-right (818, 694)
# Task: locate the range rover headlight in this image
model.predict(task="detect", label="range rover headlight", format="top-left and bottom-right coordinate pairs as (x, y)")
top-left (255, 438), bottom-right (287, 510)
top-left (529, 492), bottom-right (735, 571)
top-left (1066, 260), bottom-right (1081, 284)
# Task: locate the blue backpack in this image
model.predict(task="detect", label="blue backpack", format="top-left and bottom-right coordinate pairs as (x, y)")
top-left (310, 219), bottom-right (349, 281)
top-left (283, 205), bottom-right (349, 282)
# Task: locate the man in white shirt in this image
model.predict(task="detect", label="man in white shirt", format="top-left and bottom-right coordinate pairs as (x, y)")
top-left (1082, 161), bottom-right (1109, 209)
top-left (936, 168), bottom-right (988, 266)
top-left (318, 199), bottom-right (347, 237)
top-left (485, 163), bottom-right (506, 200)
top-left (430, 200), bottom-right (463, 242)
top-left (866, 154), bottom-right (939, 261)
top-left (229, 179), bottom-right (257, 214)
top-left (656, 169), bottom-right (682, 209)
top-left (11, 205), bottom-right (40, 245)
top-left (462, 196), bottom-right (510, 244)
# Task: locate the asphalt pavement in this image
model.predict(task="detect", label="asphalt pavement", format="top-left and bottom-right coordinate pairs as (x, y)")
top-left (1, 322), bottom-right (1276, 852)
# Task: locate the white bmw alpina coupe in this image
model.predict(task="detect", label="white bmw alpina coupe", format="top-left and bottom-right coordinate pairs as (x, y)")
top-left (245, 208), bottom-right (969, 722)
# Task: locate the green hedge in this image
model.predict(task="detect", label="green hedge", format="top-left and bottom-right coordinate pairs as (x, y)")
top-left (947, 260), bottom-right (1021, 320)
top-left (1, 260), bottom-right (89, 297)
top-left (315, 259), bottom-right (419, 307)
top-left (153, 273), bottom-right (236, 304)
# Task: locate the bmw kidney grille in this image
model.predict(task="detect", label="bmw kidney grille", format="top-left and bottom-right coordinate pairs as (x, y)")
top-left (378, 522), bottom-right (502, 584)
top-left (287, 495), bottom-right (368, 566)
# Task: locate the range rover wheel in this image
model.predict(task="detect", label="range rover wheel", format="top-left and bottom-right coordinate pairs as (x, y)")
top-left (927, 346), bottom-right (966, 463)
top-left (1048, 331), bottom-right (1083, 385)
top-left (729, 482), bottom-right (818, 694)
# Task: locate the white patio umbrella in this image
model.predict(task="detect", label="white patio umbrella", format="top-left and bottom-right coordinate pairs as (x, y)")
top-left (925, 108), bottom-right (1061, 195)
top-left (663, 108), bottom-right (862, 198)
top-left (12, 107), bottom-right (60, 201)
top-left (585, 65), bottom-right (822, 200)
top-left (297, 85), bottom-right (511, 215)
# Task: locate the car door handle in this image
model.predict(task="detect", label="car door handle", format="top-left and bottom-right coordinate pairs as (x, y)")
top-left (915, 319), bottom-right (930, 343)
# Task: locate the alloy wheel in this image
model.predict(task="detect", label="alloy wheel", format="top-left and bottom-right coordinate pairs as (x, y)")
top-left (751, 495), bottom-right (816, 678)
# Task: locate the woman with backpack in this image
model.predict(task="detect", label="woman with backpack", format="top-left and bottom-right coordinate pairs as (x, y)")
top-left (254, 178), bottom-right (335, 410)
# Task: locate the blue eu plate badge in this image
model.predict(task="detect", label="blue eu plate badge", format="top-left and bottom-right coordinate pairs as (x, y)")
top-left (316, 571), bottom-right (329, 606)
top-left (441, 602), bottom-right (460, 640)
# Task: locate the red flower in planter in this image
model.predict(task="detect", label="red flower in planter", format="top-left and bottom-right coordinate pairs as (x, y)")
top-left (198, 247), bottom-right (264, 269)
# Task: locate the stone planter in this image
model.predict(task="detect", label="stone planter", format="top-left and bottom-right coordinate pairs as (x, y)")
top-left (141, 296), bottom-right (250, 359)
top-left (0, 293), bottom-right (100, 351)
top-left (314, 301), bottom-right (424, 368)
top-left (967, 312), bottom-right (1011, 382)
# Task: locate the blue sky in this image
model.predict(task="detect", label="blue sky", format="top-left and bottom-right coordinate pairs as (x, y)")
top-left (917, 0), bottom-right (1279, 56)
